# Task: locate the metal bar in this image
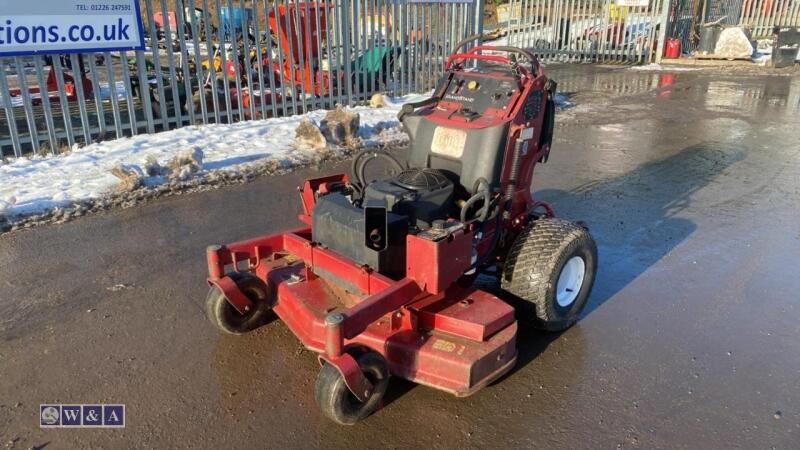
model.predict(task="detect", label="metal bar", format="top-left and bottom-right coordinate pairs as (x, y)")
top-left (625, 1), bottom-right (635, 62)
top-left (0, 63), bottom-right (23, 157)
top-left (388, 0), bottom-right (396, 95)
top-left (68, 54), bottom-right (92, 145)
top-left (399, 0), bottom-right (407, 95)
top-left (174, 0), bottom-right (197, 125)
top-left (788, 0), bottom-right (800, 27)
top-left (281, 0), bottom-right (301, 114)
top-left (329, 0), bottom-right (342, 105)
top-left (240, 0), bottom-right (258, 119)
top-left (32, 57), bottom-right (59, 153)
top-left (764, 0), bottom-right (780, 37)
top-left (103, 52), bottom-right (123, 138)
top-left (376, 0), bottom-right (385, 93)
top-left (225, 0), bottom-right (245, 120)
top-left (567, 0), bottom-right (576, 60)
top-left (143, 0), bottom-right (170, 129)
top-left (273, 0), bottom-right (296, 115)
top-left (563, 0), bottom-right (571, 61)
top-left (411, 3), bottom-right (418, 92)
top-left (758, 0), bottom-right (769, 36)
top-left (539, 0), bottom-right (547, 59)
top-left (200, 0), bottom-right (222, 124)
top-left (86, 56), bottom-right (108, 136)
top-left (50, 57), bottom-right (77, 148)
top-left (517, 0), bottom-right (527, 49)
top-left (654, 0), bottom-right (672, 63)
top-left (740, 0), bottom-right (752, 25)
top-left (298, 0), bottom-right (311, 110)
top-left (118, 51), bottom-right (139, 136)
top-left (213, 0), bottom-right (235, 123)
top-left (643, 0), bottom-right (658, 63)
top-left (13, 57), bottom-right (41, 154)
top-left (597, 0), bottom-right (609, 63)
top-left (370, 0), bottom-right (378, 94)
top-left (291, 0), bottom-right (309, 112)
top-left (556, 0), bottom-right (567, 60)
top-left (421, 3), bottom-right (427, 91)
top-left (312, 0), bottom-right (328, 108)
top-left (159, 0), bottom-right (184, 127)
top-left (352, 0), bottom-right (362, 103)
top-left (577, 0), bottom-right (586, 61)
top-left (134, 51), bottom-right (156, 133)
top-left (361, 0), bottom-right (369, 100)
top-left (304, 0), bottom-right (318, 111)
top-left (428, 1), bottom-right (434, 89)
top-left (262, 0), bottom-right (281, 117)
top-left (252, 1), bottom-right (269, 119)
top-left (342, 0), bottom-right (354, 104)
top-left (188, 2), bottom-right (209, 124)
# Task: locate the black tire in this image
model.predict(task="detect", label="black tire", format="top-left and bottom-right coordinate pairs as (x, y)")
top-left (314, 350), bottom-right (390, 425)
top-left (205, 273), bottom-right (272, 334)
top-left (501, 218), bottom-right (597, 331)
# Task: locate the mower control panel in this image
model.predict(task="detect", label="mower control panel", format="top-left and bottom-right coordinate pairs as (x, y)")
top-left (440, 70), bottom-right (519, 119)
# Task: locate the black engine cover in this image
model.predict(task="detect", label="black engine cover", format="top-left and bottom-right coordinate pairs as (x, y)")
top-left (363, 168), bottom-right (454, 228)
top-left (312, 193), bottom-right (408, 280)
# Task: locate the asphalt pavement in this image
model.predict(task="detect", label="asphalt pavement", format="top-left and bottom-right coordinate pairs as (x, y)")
top-left (1, 65), bottom-right (799, 448)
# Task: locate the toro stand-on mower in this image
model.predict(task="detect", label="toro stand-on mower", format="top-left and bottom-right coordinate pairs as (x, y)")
top-left (203, 35), bottom-right (597, 424)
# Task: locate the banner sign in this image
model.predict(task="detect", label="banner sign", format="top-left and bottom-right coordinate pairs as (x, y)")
top-left (615, 0), bottom-right (650, 6)
top-left (0, 0), bottom-right (144, 57)
top-left (407, 0), bottom-right (474, 3)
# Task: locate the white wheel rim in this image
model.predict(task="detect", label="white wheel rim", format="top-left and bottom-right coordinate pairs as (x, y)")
top-left (556, 256), bottom-right (586, 307)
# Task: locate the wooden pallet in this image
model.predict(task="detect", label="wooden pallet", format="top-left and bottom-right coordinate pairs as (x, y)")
top-left (692, 53), bottom-right (752, 61)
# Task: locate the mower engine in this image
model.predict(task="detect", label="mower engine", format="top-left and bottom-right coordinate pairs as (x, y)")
top-left (311, 167), bottom-right (455, 279)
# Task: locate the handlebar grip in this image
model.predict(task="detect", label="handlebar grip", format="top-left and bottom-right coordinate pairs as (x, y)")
top-left (397, 96), bottom-right (439, 121)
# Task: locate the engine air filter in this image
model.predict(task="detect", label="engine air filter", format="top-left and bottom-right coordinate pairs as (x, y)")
top-left (394, 168), bottom-right (450, 191)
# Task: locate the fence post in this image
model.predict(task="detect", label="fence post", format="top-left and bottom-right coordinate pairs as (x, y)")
top-left (474, 0), bottom-right (485, 39)
top-left (655, 0), bottom-right (673, 63)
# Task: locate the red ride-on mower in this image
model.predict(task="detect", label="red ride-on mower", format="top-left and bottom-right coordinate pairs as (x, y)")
top-left (204, 35), bottom-right (597, 424)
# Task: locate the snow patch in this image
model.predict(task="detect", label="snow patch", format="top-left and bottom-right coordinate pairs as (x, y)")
top-left (0, 94), bottom-right (429, 218)
top-left (630, 64), bottom-right (702, 71)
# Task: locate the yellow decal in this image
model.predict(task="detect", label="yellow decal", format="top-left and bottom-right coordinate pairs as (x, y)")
top-left (432, 339), bottom-right (457, 353)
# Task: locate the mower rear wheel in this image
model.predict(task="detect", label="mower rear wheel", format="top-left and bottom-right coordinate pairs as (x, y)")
top-left (502, 218), bottom-right (597, 331)
top-left (205, 273), bottom-right (272, 335)
top-left (314, 350), bottom-right (390, 425)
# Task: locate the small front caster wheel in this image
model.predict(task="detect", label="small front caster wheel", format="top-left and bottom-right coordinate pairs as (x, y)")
top-left (314, 350), bottom-right (390, 425)
top-left (205, 273), bottom-right (271, 334)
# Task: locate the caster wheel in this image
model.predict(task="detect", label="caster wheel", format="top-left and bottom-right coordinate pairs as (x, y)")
top-left (314, 350), bottom-right (390, 425)
top-left (205, 273), bottom-right (272, 334)
top-left (502, 218), bottom-right (598, 331)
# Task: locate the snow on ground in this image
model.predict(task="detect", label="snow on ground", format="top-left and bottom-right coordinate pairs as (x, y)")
top-left (629, 63), bottom-right (702, 71)
top-left (0, 93), bottom-right (428, 218)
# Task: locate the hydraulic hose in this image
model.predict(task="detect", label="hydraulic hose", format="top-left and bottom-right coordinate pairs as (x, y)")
top-left (460, 178), bottom-right (491, 223)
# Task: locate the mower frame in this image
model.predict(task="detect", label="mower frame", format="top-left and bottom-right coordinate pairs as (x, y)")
top-left (206, 44), bottom-right (559, 402)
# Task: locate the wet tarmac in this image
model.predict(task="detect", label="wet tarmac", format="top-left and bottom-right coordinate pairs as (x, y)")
top-left (1, 65), bottom-right (799, 448)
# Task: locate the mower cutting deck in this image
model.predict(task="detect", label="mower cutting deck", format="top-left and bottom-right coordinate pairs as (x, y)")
top-left (204, 35), bottom-right (597, 425)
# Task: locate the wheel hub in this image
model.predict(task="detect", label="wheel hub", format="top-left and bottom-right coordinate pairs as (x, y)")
top-left (556, 256), bottom-right (586, 307)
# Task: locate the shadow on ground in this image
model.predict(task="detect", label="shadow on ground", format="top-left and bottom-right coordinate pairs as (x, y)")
top-left (497, 141), bottom-right (745, 377)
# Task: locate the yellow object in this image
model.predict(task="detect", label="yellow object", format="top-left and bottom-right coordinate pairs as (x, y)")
top-left (609, 3), bottom-right (629, 21)
top-left (467, 80), bottom-right (478, 90)
top-left (202, 57), bottom-right (222, 72)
